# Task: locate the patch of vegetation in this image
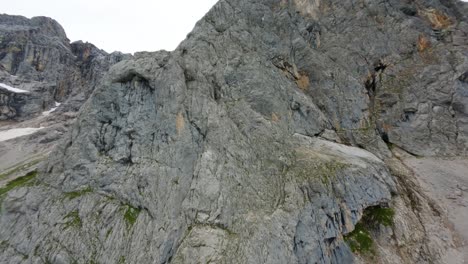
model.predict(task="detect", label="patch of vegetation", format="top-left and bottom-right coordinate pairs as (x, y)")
top-left (7, 46), bottom-right (22, 53)
top-left (335, 124), bottom-right (378, 143)
top-left (364, 206), bottom-right (395, 227)
top-left (0, 240), bottom-right (8, 251)
top-left (386, 142), bottom-right (396, 151)
top-left (0, 170), bottom-right (38, 198)
top-left (63, 210), bottom-right (82, 230)
top-left (33, 245), bottom-right (40, 257)
top-left (317, 162), bottom-right (347, 185)
top-left (344, 205), bottom-right (395, 255)
top-left (172, 178), bottom-right (179, 185)
top-left (118, 256), bottom-right (126, 264)
top-left (0, 158), bottom-right (43, 181)
top-left (344, 223), bottom-right (374, 254)
top-left (293, 152), bottom-right (348, 186)
top-left (87, 253), bottom-right (98, 264)
top-left (123, 205), bottom-right (141, 228)
top-left (0, 170), bottom-right (37, 209)
top-left (63, 187), bottom-right (93, 200)
top-left (105, 227), bottom-right (113, 239)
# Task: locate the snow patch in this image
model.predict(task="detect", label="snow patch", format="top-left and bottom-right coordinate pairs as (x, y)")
top-left (0, 127), bottom-right (44, 142)
top-left (0, 83), bottom-right (29, 94)
top-left (42, 102), bottom-right (61, 116)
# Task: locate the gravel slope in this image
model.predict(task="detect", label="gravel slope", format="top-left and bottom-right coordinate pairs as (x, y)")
top-left (404, 157), bottom-right (468, 263)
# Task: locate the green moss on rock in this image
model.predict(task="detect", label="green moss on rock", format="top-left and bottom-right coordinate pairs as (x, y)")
top-left (105, 227), bottom-right (113, 239)
top-left (0, 158), bottom-right (43, 181)
top-left (295, 159), bottom-right (348, 185)
top-left (0, 170), bottom-right (37, 197)
top-left (364, 206), bottom-right (395, 227)
top-left (63, 187), bottom-right (93, 200)
top-left (344, 205), bottom-right (395, 255)
top-left (63, 210), bottom-right (82, 230)
top-left (7, 46), bottom-right (22, 53)
top-left (124, 205), bottom-right (141, 228)
top-left (292, 146), bottom-right (349, 186)
top-left (344, 223), bottom-right (374, 254)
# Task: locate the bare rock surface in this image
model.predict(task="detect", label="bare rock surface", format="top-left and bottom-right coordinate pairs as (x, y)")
top-left (0, 14), bottom-right (130, 196)
top-left (0, 15), bottom-right (130, 121)
top-left (0, 0), bottom-right (467, 263)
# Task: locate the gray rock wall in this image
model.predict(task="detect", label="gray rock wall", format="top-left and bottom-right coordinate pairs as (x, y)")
top-left (0, 15), bottom-right (130, 120)
top-left (0, 0), bottom-right (467, 263)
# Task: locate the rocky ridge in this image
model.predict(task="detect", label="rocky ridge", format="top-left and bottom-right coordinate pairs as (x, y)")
top-left (0, 14), bottom-right (130, 187)
top-left (0, 15), bottom-right (129, 120)
top-left (0, 0), bottom-right (467, 263)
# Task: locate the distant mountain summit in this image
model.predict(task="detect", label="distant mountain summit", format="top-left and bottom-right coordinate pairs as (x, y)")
top-left (0, 14), bottom-right (129, 120)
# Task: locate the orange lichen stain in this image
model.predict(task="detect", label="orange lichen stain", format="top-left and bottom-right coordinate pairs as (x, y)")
top-left (176, 112), bottom-right (185, 136)
top-left (382, 123), bottom-right (393, 132)
top-left (417, 35), bottom-right (431, 52)
top-left (296, 73), bottom-right (310, 91)
top-left (425, 9), bottom-right (452, 29)
top-left (271, 113), bottom-right (280, 122)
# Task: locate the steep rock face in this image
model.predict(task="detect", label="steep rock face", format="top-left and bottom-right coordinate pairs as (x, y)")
top-left (0, 0), bottom-right (467, 263)
top-left (0, 15), bottom-right (129, 120)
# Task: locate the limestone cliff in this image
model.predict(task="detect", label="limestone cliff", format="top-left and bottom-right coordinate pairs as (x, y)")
top-left (0, 0), bottom-right (467, 263)
top-left (0, 15), bottom-right (129, 120)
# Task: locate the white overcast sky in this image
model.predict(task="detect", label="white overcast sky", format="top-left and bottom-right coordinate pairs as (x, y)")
top-left (2, 0), bottom-right (219, 54)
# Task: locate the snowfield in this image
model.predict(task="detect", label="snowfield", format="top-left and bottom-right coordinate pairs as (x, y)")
top-left (0, 83), bottom-right (29, 93)
top-left (0, 127), bottom-right (44, 142)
